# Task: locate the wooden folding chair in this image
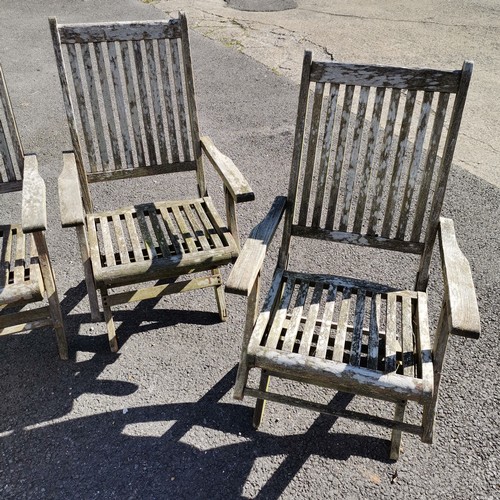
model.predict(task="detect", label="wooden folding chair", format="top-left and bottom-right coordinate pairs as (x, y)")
top-left (227, 52), bottom-right (480, 459)
top-left (0, 64), bottom-right (67, 359)
top-left (50, 14), bottom-right (254, 351)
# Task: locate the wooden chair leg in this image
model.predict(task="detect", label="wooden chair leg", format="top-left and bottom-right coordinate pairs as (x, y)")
top-left (100, 287), bottom-right (118, 352)
top-left (390, 401), bottom-right (407, 460)
top-left (212, 268), bottom-right (227, 321)
top-left (76, 225), bottom-right (100, 322)
top-left (33, 233), bottom-right (68, 360)
top-left (253, 370), bottom-right (270, 429)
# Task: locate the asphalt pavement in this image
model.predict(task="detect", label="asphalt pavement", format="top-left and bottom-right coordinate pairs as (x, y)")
top-left (0, 0), bottom-right (498, 498)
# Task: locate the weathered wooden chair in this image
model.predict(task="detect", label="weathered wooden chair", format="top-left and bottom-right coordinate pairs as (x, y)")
top-left (50, 14), bottom-right (254, 352)
top-left (227, 52), bottom-right (480, 459)
top-left (0, 64), bottom-right (68, 359)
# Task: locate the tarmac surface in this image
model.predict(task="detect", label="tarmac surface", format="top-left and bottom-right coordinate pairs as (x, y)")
top-left (0, 0), bottom-right (498, 498)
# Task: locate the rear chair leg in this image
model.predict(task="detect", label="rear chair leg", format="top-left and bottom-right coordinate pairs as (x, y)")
top-left (390, 401), bottom-right (407, 460)
top-left (212, 268), bottom-right (227, 321)
top-left (253, 370), bottom-right (270, 429)
top-left (100, 287), bottom-right (118, 352)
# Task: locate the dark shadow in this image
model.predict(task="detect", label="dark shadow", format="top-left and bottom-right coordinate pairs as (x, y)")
top-left (1, 366), bottom-right (392, 499)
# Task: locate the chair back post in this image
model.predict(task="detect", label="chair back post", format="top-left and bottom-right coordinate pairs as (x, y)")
top-left (49, 17), bottom-right (93, 214)
top-left (0, 63), bottom-right (24, 189)
top-left (416, 61), bottom-right (473, 291)
top-left (178, 12), bottom-right (205, 197)
top-left (278, 50), bottom-right (312, 269)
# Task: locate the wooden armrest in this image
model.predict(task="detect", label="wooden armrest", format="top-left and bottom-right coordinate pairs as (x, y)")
top-left (438, 217), bottom-right (480, 339)
top-left (226, 196), bottom-right (287, 296)
top-left (22, 154), bottom-right (47, 233)
top-left (59, 152), bottom-right (85, 227)
top-left (200, 136), bottom-right (255, 203)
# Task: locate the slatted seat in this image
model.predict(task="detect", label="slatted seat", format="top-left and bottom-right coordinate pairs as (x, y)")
top-left (51, 14), bottom-right (254, 351)
top-left (0, 65), bottom-right (67, 358)
top-left (227, 53), bottom-right (480, 459)
top-left (88, 198), bottom-right (238, 286)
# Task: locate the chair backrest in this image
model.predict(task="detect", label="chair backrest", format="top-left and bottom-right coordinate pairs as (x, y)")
top-left (50, 14), bottom-right (202, 208)
top-left (280, 52), bottom-right (472, 290)
top-left (0, 64), bottom-right (24, 194)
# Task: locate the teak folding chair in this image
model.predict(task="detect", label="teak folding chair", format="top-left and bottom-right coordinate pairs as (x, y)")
top-left (50, 14), bottom-right (254, 352)
top-left (227, 52), bottom-right (480, 459)
top-left (0, 64), bottom-right (67, 359)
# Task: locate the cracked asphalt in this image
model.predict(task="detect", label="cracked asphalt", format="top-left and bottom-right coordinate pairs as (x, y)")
top-left (0, 0), bottom-right (498, 498)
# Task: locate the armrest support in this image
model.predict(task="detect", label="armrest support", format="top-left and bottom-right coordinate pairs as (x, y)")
top-left (59, 152), bottom-right (85, 227)
top-left (438, 217), bottom-right (480, 339)
top-left (226, 196), bottom-right (287, 296)
top-left (22, 154), bottom-right (47, 233)
top-left (200, 136), bottom-right (255, 203)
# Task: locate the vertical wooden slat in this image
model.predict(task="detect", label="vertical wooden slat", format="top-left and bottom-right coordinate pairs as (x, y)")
top-left (315, 283), bottom-right (337, 359)
top-left (171, 205), bottom-right (197, 253)
top-left (265, 276), bottom-right (296, 349)
top-left (183, 204), bottom-right (211, 251)
top-left (120, 41), bottom-right (146, 166)
top-left (0, 120), bottom-right (15, 182)
top-left (353, 87), bottom-right (385, 233)
top-left (401, 294), bottom-right (415, 375)
top-left (67, 44), bottom-right (98, 171)
top-left (148, 206), bottom-right (171, 257)
top-left (312, 84), bottom-right (339, 226)
top-left (339, 86), bottom-right (370, 232)
top-left (397, 92), bottom-right (434, 239)
top-left (0, 64), bottom-right (24, 172)
top-left (411, 92), bottom-right (450, 241)
top-left (298, 282), bottom-right (324, 355)
top-left (381, 90), bottom-right (417, 238)
top-left (298, 82), bottom-right (324, 226)
top-left (13, 229), bottom-right (26, 284)
top-left (281, 280), bottom-right (309, 352)
top-left (170, 38), bottom-right (191, 160)
top-left (191, 200), bottom-right (223, 249)
top-left (2, 226), bottom-right (13, 285)
top-left (133, 40), bottom-right (156, 163)
top-left (158, 205), bottom-right (183, 255)
top-left (349, 290), bottom-right (366, 366)
top-left (107, 40), bottom-right (134, 167)
top-left (366, 293), bottom-right (381, 370)
top-left (123, 212), bottom-right (144, 262)
top-left (385, 293), bottom-right (397, 372)
top-left (136, 207), bottom-right (157, 258)
top-left (325, 85), bottom-right (355, 230)
top-left (332, 288), bottom-right (351, 362)
top-left (158, 39), bottom-right (179, 163)
top-left (111, 214), bottom-right (130, 265)
top-left (368, 88), bottom-right (401, 235)
top-left (93, 42), bottom-right (122, 169)
top-left (145, 40), bottom-right (168, 165)
top-left (81, 44), bottom-right (109, 169)
top-left (98, 216), bottom-right (116, 267)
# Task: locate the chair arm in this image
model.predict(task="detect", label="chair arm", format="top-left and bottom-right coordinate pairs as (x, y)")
top-left (438, 217), bottom-right (480, 339)
top-left (58, 152), bottom-right (85, 227)
top-left (22, 154), bottom-right (47, 233)
top-left (226, 196), bottom-right (287, 296)
top-left (200, 136), bottom-right (255, 203)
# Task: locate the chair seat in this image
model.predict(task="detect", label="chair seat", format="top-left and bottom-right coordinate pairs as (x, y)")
top-left (246, 269), bottom-right (434, 404)
top-left (87, 197), bottom-right (239, 287)
top-left (0, 225), bottom-right (43, 305)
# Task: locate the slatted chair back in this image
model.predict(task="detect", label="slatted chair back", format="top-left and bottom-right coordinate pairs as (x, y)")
top-left (50, 14), bottom-right (202, 212)
top-left (0, 64), bottom-right (24, 194)
top-left (280, 52), bottom-right (472, 289)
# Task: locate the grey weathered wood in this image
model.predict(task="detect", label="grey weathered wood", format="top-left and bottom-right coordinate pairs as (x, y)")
top-left (22, 155), bottom-right (47, 233)
top-left (51, 15), bottom-right (254, 350)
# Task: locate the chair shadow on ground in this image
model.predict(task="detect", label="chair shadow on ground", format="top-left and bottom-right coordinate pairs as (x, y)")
top-left (1, 361), bottom-right (392, 499)
top-left (1, 281), bottom-right (392, 498)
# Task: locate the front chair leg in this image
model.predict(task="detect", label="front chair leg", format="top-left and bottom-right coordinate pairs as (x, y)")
top-left (100, 287), bottom-right (118, 352)
top-left (390, 400), bottom-right (407, 460)
top-left (253, 370), bottom-right (271, 429)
